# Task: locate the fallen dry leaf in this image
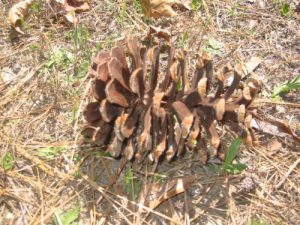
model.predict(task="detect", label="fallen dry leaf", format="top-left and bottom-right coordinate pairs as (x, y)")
top-left (140, 0), bottom-right (190, 18)
top-left (63, 0), bottom-right (90, 12)
top-left (242, 56), bottom-right (262, 77)
top-left (137, 176), bottom-right (193, 211)
top-left (251, 112), bottom-right (300, 142)
top-left (149, 25), bottom-right (171, 41)
top-left (8, 0), bottom-right (35, 34)
top-left (50, 0), bottom-right (90, 23)
top-left (266, 138), bottom-right (282, 152)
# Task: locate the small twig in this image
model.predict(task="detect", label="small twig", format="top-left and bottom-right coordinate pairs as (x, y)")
top-left (201, 0), bottom-right (212, 24)
top-left (252, 99), bottom-right (300, 108)
top-left (0, 65), bottom-right (42, 107)
top-left (70, 77), bottom-right (92, 161)
top-left (167, 199), bottom-right (182, 224)
top-left (184, 191), bottom-right (190, 225)
top-left (275, 157), bottom-right (300, 189)
top-left (125, 11), bottom-right (147, 32)
top-left (15, 146), bottom-right (73, 180)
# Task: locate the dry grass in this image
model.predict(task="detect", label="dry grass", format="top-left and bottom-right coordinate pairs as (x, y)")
top-left (0, 0), bottom-right (299, 224)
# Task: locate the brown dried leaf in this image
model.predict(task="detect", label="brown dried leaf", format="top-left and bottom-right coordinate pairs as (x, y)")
top-left (252, 114), bottom-right (300, 142)
top-left (242, 56), bottom-right (262, 77)
top-left (8, 0), bottom-right (35, 34)
top-left (266, 139), bottom-right (282, 152)
top-left (51, 0), bottom-right (90, 11)
top-left (140, 0), bottom-right (190, 18)
top-left (149, 25), bottom-right (171, 41)
top-left (64, 0), bottom-right (90, 12)
top-left (138, 177), bottom-right (193, 210)
top-left (50, 0), bottom-right (90, 23)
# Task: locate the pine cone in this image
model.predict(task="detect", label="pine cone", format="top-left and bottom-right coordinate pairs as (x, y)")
top-left (82, 36), bottom-right (261, 163)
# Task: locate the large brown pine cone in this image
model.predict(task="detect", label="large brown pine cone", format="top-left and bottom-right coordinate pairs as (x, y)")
top-left (82, 35), bottom-right (261, 164)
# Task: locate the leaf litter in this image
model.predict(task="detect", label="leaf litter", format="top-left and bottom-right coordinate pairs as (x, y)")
top-left (140, 0), bottom-right (190, 18)
top-left (8, 0), bottom-right (91, 33)
top-left (8, 0), bottom-right (35, 34)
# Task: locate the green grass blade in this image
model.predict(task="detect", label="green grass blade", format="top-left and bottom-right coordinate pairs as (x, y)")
top-left (55, 206), bottom-right (80, 225)
top-left (224, 138), bottom-right (242, 167)
top-left (0, 153), bottom-right (15, 171)
top-left (224, 163), bottom-right (247, 174)
top-left (272, 75), bottom-right (300, 97)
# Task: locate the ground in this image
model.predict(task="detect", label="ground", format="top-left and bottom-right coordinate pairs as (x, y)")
top-left (0, 0), bottom-right (299, 225)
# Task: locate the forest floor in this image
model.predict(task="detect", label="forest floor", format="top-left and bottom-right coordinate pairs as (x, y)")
top-left (0, 0), bottom-right (300, 224)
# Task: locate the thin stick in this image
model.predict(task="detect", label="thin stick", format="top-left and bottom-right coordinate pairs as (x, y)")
top-left (275, 157), bottom-right (300, 189)
top-left (71, 77), bottom-right (92, 161)
top-left (252, 99), bottom-right (300, 108)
